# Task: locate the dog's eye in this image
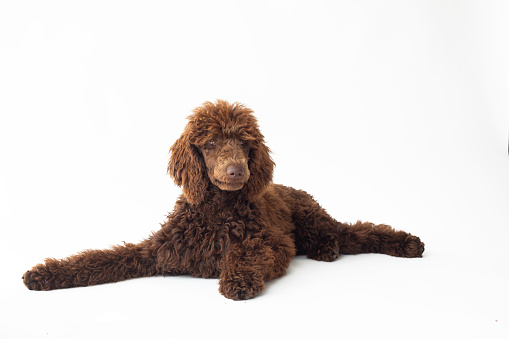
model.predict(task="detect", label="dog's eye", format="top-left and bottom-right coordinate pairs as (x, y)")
top-left (239, 140), bottom-right (246, 147)
top-left (208, 139), bottom-right (217, 147)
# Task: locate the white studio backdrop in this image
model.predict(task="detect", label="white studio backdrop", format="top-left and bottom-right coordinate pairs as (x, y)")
top-left (1, 1), bottom-right (508, 338)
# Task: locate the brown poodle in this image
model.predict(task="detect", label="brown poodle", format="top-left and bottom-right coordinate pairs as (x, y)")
top-left (23, 100), bottom-right (424, 300)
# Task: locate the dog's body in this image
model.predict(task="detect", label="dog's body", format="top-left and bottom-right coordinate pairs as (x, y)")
top-left (23, 100), bottom-right (424, 300)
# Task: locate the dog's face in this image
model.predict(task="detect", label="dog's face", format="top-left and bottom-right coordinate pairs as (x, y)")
top-left (168, 100), bottom-right (274, 204)
top-left (198, 137), bottom-right (251, 191)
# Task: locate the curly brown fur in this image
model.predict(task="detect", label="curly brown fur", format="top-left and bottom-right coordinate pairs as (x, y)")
top-left (23, 100), bottom-right (424, 300)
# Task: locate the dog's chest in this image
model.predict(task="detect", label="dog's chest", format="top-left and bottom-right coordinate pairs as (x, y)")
top-left (167, 204), bottom-right (259, 277)
top-left (184, 206), bottom-right (258, 249)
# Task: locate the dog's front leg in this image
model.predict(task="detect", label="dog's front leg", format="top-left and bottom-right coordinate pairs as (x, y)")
top-left (23, 242), bottom-right (156, 291)
top-left (218, 236), bottom-right (293, 300)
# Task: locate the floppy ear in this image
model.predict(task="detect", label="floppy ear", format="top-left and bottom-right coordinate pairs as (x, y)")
top-left (243, 141), bottom-right (275, 200)
top-left (167, 134), bottom-right (209, 205)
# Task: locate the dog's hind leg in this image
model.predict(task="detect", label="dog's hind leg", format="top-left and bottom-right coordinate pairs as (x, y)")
top-left (22, 242), bottom-right (157, 291)
top-left (286, 186), bottom-right (424, 260)
top-left (338, 221), bottom-right (424, 258)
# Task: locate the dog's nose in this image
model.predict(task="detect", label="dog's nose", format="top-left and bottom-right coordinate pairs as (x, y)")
top-left (226, 165), bottom-right (244, 180)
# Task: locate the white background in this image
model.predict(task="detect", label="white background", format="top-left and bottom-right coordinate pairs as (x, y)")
top-left (1, 1), bottom-right (508, 338)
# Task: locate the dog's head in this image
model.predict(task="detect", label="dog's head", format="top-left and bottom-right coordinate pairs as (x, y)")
top-left (168, 100), bottom-right (274, 205)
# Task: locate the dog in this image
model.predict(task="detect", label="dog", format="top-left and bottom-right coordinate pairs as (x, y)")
top-left (23, 100), bottom-right (424, 300)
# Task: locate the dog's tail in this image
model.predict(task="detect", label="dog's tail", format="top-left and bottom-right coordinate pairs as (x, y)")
top-left (22, 242), bottom-right (157, 291)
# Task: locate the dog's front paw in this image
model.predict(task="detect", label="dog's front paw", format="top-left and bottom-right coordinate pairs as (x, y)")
top-left (22, 260), bottom-right (72, 291)
top-left (23, 264), bottom-right (52, 291)
top-left (219, 268), bottom-right (265, 301)
top-left (403, 235), bottom-right (425, 258)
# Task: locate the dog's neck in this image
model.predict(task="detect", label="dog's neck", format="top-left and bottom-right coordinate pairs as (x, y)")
top-left (180, 183), bottom-right (265, 210)
top-left (206, 185), bottom-right (246, 204)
